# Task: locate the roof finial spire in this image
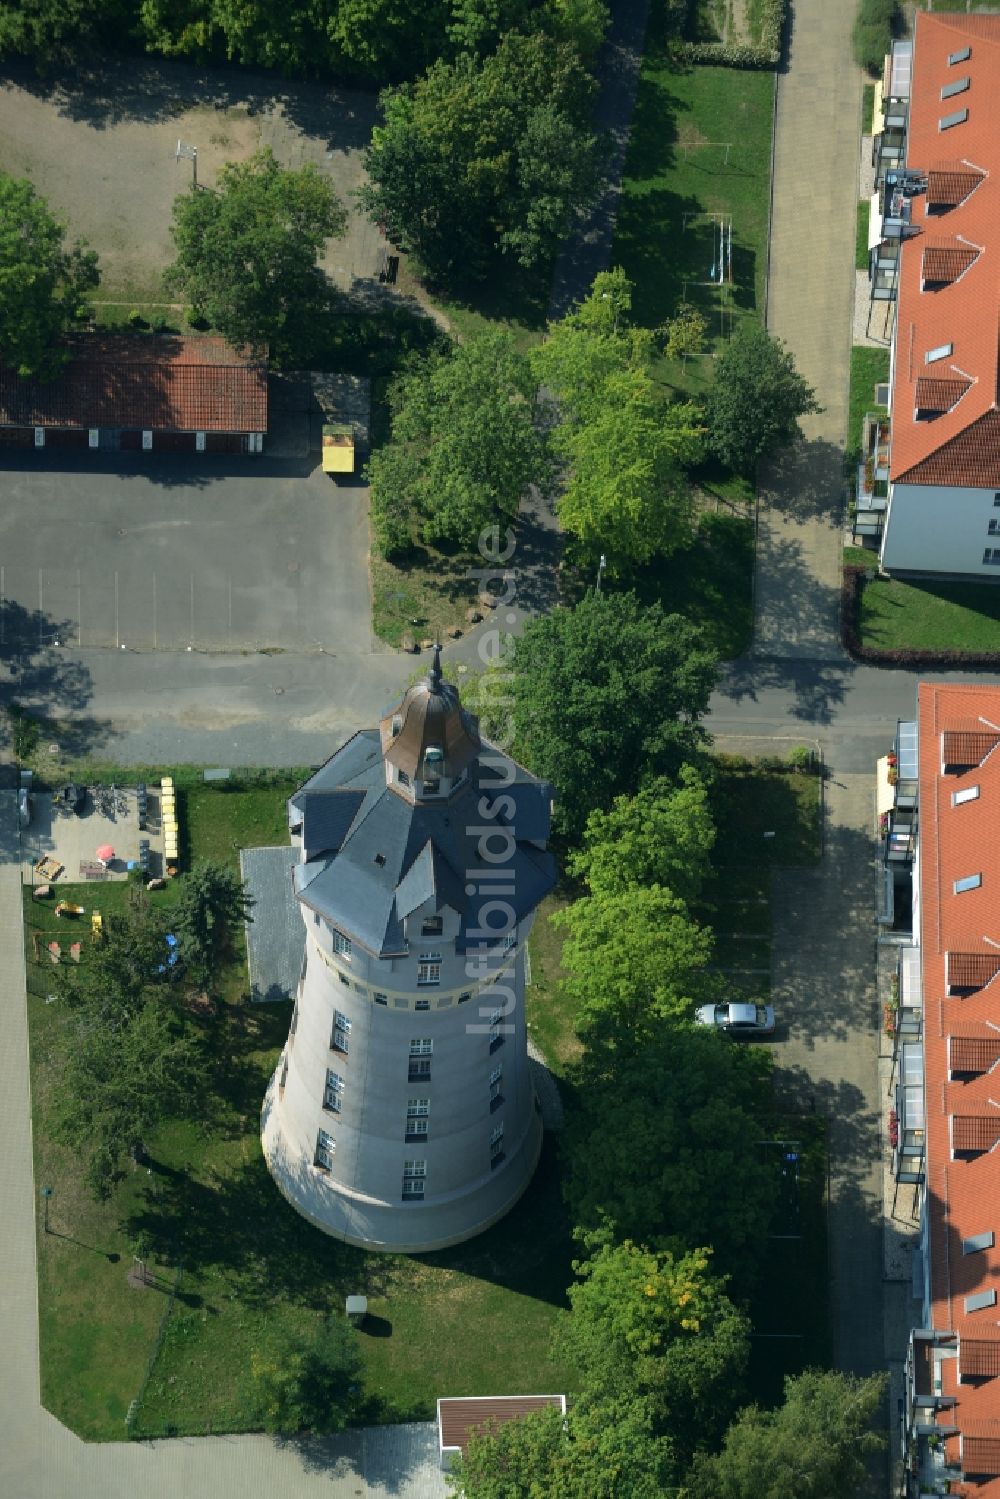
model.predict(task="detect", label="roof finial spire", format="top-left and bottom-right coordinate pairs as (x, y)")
top-left (428, 641), bottom-right (443, 693)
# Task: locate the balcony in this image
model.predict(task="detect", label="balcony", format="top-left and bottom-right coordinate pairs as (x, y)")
top-left (857, 412), bottom-right (890, 520)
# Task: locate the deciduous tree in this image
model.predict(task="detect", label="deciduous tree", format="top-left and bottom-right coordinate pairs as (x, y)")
top-left (508, 591), bottom-right (717, 842)
top-left (568, 765), bottom-right (716, 906)
top-left (367, 330), bottom-right (547, 552)
top-left (360, 32), bottom-right (597, 279)
top-left (685, 1369), bottom-right (887, 1499)
top-left (560, 1240), bottom-right (750, 1457)
top-left (704, 323), bottom-right (820, 478)
top-left (165, 148), bottom-right (346, 357)
top-left (0, 174), bottom-right (99, 380)
top-left (564, 1024), bottom-right (777, 1283)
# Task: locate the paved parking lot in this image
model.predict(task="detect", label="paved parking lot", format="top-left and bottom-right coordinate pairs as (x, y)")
top-left (0, 453), bottom-right (375, 654)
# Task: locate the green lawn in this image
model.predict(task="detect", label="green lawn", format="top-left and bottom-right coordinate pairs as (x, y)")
top-left (614, 32), bottom-right (775, 398)
top-left (847, 345), bottom-right (889, 464)
top-left (855, 198), bottom-right (870, 272)
top-left (633, 509), bottom-right (755, 659)
top-left (859, 575), bottom-right (1000, 651)
top-left (525, 893), bottom-right (583, 1078)
top-left (863, 81), bottom-right (875, 134)
top-left (371, 544), bottom-right (481, 649)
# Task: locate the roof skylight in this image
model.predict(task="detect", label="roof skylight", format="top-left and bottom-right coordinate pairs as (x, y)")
top-left (939, 107), bottom-right (970, 131)
top-left (925, 343), bottom-right (953, 363)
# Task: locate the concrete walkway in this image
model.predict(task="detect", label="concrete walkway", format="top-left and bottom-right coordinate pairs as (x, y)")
top-left (754, 0), bottom-right (861, 658)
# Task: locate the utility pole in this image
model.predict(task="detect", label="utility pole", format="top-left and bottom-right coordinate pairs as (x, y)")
top-left (176, 140), bottom-right (198, 190)
top-left (595, 554), bottom-right (607, 594)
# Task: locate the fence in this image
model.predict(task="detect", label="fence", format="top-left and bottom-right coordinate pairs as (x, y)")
top-left (125, 1258), bottom-right (185, 1440)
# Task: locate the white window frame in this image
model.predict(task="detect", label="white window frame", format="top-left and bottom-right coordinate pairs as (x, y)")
top-left (315, 1129), bottom-right (336, 1171)
top-left (490, 1065), bottom-right (503, 1101)
top-left (490, 1124), bottom-right (505, 1163)
top-left (332, 929), bottom-right (352, 958)
top-left (324, 1069), bottom-right (344, 1112)
top-left (418, 954), bottom-right (442, 986)
top-left (332, 1010), bottom-right (351, 1053)
top-left (403, 1159), bottom-right (426, 1177)
top-left (142, 429), bottom-right (153, 450)
top-left (409, 1038), bottom-right (433, 1057)
top-left (954, 873), bottom-right (982, 893)
top-left (925, 343), bottom-right (953, 363)
top-left (952, 786), bottom-right (980, 806)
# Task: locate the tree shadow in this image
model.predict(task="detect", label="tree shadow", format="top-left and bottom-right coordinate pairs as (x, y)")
top-left (0, 600), bottom-right (106, 768)
top-left (759, 436), bottom-right (846, 527)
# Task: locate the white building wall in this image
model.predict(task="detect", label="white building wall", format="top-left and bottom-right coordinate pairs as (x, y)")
top-left (262, 905), bottom-right (543, 1252)
top-left (881, 480), bottom-right (1000, 574)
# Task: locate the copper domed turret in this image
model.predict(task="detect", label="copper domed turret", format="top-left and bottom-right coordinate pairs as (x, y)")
top-left (380, 645), bottom-right (481, 788)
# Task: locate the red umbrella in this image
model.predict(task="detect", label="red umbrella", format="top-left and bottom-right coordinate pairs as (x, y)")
top-left (96, 844), bottom-right (115, 863)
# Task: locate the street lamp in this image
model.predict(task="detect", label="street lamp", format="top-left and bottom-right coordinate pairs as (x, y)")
top-left (41, 1185), bottom-right (53, 1234)
top-left (596, 554), bottom-right (607, 594)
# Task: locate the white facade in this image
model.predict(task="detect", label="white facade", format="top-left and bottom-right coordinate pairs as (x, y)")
top-left (881, 480), bottom-right (1000, 575)
top-left (261, 654), bottom-right (554, 1252)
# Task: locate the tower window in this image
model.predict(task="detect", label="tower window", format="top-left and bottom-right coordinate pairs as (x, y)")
top-left (406, 1099), bottom-right (430, 1141)
top-left (418, 958), bottom-right (441, 986)
top-left (489, 1009), bottom-right (507, 1052)
top-left (402, 1160), bottom-right (426, 1199)
top-left (490, 1065), bottom-right (504, 1110)
top-left (397, 768), bottom-right (410, 786)
top-left (314, 1129), bottom-right (336, 1171)
top-left (332, 1010), bottom-right (351, 1054)
top-left (422, 916), bottom-right (443, 937)
top-left (415, 999), bottom-right (430, 1011)
top-left (409, 1038), bottom-right (433, 1056)
top-left (374, 992), bottom-right (388, 1006)
top-left (490, 1124), bottom-right (505, 1167)
top-left (324, 1070), bottom-right (344, 1112)
top-left (332, 929), bottom-right (352, 958)
top-left (409, 1056), bottom-right (431, 1081)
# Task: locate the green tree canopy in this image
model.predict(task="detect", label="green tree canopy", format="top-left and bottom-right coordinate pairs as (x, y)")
top-left (704, 324), bottom-right (820, 478)
top-left (173, 860), bottom-right (254, 989)
top-left (554, 886), bottom-right (714, 1038)
top-left (51, 890), bottom-right (207, 1198)
top-left (685, 1369), bottom-right (887, 1499)
top-left (568, 765), bottom-right (716, 906)
top-left (164, 148), bottom-right (346, 358)
top-left (564, 1024), bottom-right (777, 1283)
top-left (533, 272), bottom-right (704, 567)
top-left (251, 1316), bottom-right (362, 1434)
top-left (367, 330), bottom-right (548, 553)
top-left (0, 173), bottom-right (99, 380)
top-left (449, 1393), bottom-right (674, 1499)
top-left (508, 591), bottom-right (717, 842)
top-left (360, 31), bottom-right (597, 279)
top-left (560, 1240), bottom-right (750, 1459)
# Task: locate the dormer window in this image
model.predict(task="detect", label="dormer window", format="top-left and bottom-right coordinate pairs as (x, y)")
top-left (397, 768), bottom-right (410, 787)
top-left (422, 916), bottom-right (443, 937)
top-left (422, 745), bottom-right (444, 794)
top-left (391, 715), bottom-right (402, 737)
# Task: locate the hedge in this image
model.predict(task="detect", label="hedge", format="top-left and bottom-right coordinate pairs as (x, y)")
top-left (678, 0), bottom-right (786, 68)
top-left (852, 0), bottom-right (897, 77)
top-left (841, 565), bottom-right (1000, 668)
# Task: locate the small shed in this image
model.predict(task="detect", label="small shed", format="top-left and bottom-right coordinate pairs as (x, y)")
top-left (322, 422), bottom-right (355, 475)
top-left (436, 1394), bottom-right (566, 1470)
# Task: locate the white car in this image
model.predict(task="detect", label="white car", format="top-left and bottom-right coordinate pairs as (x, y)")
top-left (696, 1001), bottom-right (776, 1037)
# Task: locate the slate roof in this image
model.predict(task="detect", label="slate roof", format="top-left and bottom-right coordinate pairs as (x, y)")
top-left (290, 731), bottom-right (556, 958)
top-left (240, 845), bottom-right (303, 1003)
top-left (890, 14), bottom-right (1000, 488)
top-left (0, 334), bottom-right (267, 433)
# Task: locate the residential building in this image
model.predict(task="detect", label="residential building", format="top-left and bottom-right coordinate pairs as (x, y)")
top-left (260, 647), bottom-right (557, 1252)
top-left (0, 334), bottom-right (266, 455)
top-left (887, 683), bottom-right (1000, 1496)
top-left (863, 15), bottom-right (1000, 576)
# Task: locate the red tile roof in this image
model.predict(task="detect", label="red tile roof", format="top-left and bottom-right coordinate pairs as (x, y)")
top-left (922, 243), bottom-right (980, 285)
top-left (437, 1396), bottom-right (566, 1455)
top-left (963, 1340), bottom-right (1000, 1380)
top-left (919, 683), bottom-right (1000, 1499)
top-left (947, 953), bottom-right (1000, 994)
top-left (951, 1035), bottom-right (1000, 1074)
top-left (0, 334), bottom-right (267, 434)
top-left (915, 375), bottom-right (972, 412)
top-left (890, 15), bottom-right (1000, 488)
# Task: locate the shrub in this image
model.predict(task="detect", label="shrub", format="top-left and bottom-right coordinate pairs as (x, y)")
top-left (852, 0), bottom-right (897, 76)
top-left (678, 0), bottom-right (785, 67)
top-left (9, 702), bottom-right (40, 760)
top-left (127, 309), bottom-right (147, 329)
top-left (787, 745), bottom-right (815, 771)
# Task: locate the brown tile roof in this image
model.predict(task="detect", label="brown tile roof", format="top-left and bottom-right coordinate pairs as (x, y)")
top-left (0, 334), bottom-right (267, 434)
top-left (926, 167), bottom-right (986, 209)
top-left (950, 1036), bottom-right (1000, 1074)
top-left (915, 376), bottom-right (972, 411)
top-left (953, 1116), bottom-right (1000, 1154)
top-left (965, 1434), bottom-right (1000, 1476)
top-left (963, 1340), bottom-right (1000, 1379)
top-left (438, 1396), bottom-right (565, 1454)
top-left (947, 954), bottom-right (1000, 994)
top-left (922, 243), bottom-right (980, 284)
top-left (890, 14), bottom-right (1000, 489)
top-left (944, 730), bottom-right (1000, 768)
